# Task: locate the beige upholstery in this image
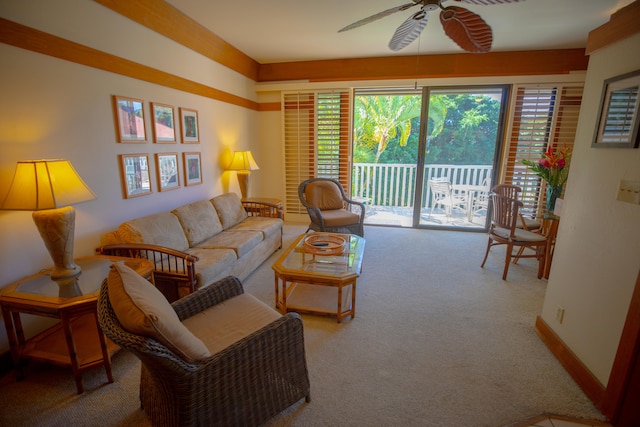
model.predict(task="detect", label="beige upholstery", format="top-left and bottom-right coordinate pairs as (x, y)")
top-left (172, 200), bottom-right (223, 246)
top-left (107, 262), bottom-right (210, 362)
top-left (211, 193), bottom-right (248, 229)
top-left (305, 180), bottom-right (345, 210)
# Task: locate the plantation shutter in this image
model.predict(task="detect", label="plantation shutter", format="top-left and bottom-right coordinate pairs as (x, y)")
top-left (503, 84), bottom-right (583, 217)
top-left (282, 90), bottom-right (351, 214)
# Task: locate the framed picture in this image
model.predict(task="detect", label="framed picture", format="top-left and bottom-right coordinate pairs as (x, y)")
top-left (151, 102), bottom-right (176, 143)
top-left (113, 96), bottom-right (147, 143)
top-left (183, 152), bottom-right (202, 186)
top-left (593, 69), bottom-right (640, 148)
top-left (119, 154), bottom-right (152, 198)
top-left (180, 108), bottom-right (199, 143)
top-left (155, 153), bottom-right (180, 191)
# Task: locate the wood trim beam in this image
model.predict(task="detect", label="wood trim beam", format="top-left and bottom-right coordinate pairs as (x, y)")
top-left (535, 316), bottom-right (608, 417)
top-left (0, 18), bottom-right (258, 111)
top-left (586, 0), bottom-right (640, 55)
top-left (257, 49), bottom-right (589, 83)
top-left (94, 0), bottom-right (260, 81)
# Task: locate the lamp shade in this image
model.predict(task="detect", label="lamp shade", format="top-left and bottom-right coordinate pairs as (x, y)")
top-left (1, 159), bottom-right (96, 210)
top-left (226, 151), bottom-right (259, 172)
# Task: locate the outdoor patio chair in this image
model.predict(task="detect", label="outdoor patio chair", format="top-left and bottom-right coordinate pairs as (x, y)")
top-left (98, 267), bottom-right (310, 427)
top-left (480, 192), bottom-right (548, 280)
top-left (298, 178), bottom-right (365, 236)
top-left (428, 178), bottom-right (467, 220)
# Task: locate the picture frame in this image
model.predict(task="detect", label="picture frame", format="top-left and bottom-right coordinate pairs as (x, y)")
top-left (119, 154), bottom-right (152, 198)
top-left (151, 102), bottom-right (176, 143)
top-left (155, 153), bottom-right (181, 191)
top-left (183, 152), bottom-right (202, 186)
top-left (593, 69), bottom-right (640, 148)
top-left (113, 96), bottom-right (147, 143)
top-left (180, 108), bottom-right (199, 143)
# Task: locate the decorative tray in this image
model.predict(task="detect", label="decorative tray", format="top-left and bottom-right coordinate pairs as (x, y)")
top-left (303, 234), bottom-right (347, 256)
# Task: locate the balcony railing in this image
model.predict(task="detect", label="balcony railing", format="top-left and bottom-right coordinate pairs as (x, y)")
top-left (352, 163), bottom-right (493, 208)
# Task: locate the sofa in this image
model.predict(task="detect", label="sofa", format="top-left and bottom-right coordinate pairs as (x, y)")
top-left (97, 193), bottom-right (283, 302)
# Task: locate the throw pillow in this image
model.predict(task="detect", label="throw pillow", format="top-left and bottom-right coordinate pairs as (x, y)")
top-left (107, 262), bottom-right (211, 363)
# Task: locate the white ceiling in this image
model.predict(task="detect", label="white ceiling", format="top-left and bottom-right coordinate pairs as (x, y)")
top-left (166, 0), bottom-right (634, 64)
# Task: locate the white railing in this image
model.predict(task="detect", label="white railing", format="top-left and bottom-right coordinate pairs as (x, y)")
top-left (352, 163), bottom-right (493, 208)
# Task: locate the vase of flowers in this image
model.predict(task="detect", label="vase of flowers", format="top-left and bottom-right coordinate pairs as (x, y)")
top-left (522, 145), bottom-right (571, 216)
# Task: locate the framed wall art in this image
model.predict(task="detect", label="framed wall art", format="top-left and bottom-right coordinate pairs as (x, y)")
top-left (180, 108), bottom-right (199, 143)
top-left (119, 154), bottom-right (152, 198)
top-left (183, 152), bottom-right (202, 186)
top-left (151, 102), bottom-right (176, 143)
top-left (113, 95), bottom-right (147, 143)
top-left (593, 69), bottom-right (640, 148)
top-left (156, 153), bottom-right (180, 191)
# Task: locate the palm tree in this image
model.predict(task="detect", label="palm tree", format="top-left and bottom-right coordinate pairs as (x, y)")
top-left (354, 95), bottom-right (422, 162)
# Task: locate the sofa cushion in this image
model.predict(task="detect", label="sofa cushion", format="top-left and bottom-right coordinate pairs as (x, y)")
top-left (172, 200), bottom-right (223, 246)
top-left (107, 262), bottom-right (211, 363)
top-left (193, 230), bottom-right (263, 258)
top-left (186, 248), bottom-right (238, 288)
top-left (305, 180), bottom-right (345, 210)
top-left (117, 212), bottom-right (190, 252)
top-left (229, 216), bottom-right (283, 239)
top-left (211, 193), bottom-right (248, 230)
top-left (182, 293), bottom-right (281, 355)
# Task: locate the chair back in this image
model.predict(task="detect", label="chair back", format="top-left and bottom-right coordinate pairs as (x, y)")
top-left (489, 193), bottom-right (522, 235)
top-left (492, 184), bottom-right (521, 199)
top-left (303, 179), bottom-right (345, 210)
top-left (429, 178), bottom-right (453, 198)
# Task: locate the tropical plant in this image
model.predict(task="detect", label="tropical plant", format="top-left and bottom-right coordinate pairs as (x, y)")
top-left (522, 144), bottom-right (572, 187)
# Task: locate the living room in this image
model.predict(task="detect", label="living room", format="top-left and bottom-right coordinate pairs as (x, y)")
top-left (0, 0), bottom-right (639, 425)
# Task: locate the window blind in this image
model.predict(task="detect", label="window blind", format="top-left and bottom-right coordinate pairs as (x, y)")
top-left (282, 90), bottom-right (351, 214)
top-left (504, 84), bottom-right (583, 217)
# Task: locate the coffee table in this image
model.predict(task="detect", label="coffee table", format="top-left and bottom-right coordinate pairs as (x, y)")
top-left (272, 232), bottom-right (365, 323)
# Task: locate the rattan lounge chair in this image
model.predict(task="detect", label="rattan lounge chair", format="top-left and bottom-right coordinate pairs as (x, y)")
top-left (98, 275), bottom-right (310, 427)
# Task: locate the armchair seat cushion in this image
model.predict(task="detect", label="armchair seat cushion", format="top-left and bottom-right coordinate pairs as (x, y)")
top-left (321, 209), bottom-right (361, 227)
top-left (183, 293), bottom-right (281, 355)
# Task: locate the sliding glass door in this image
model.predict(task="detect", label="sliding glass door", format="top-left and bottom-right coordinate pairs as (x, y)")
top-left (352, 85), bottom-right (508, 230)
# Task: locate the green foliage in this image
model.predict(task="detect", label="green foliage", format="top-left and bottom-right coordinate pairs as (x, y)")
top-left (354, 92), bottom-right (501, 165)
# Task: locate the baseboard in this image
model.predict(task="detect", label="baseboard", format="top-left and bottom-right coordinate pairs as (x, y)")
top-left (535, 316), bottom-right (607, 414)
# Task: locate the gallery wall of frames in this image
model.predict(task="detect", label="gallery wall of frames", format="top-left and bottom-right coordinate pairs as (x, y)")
top-left (112, 95), bottom-right (203, 199)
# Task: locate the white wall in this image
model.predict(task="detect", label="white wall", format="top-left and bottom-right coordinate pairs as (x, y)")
top-left (540, 33), bottom-right (640, 386)
top-left (0, 1), bottom-right (258, 352)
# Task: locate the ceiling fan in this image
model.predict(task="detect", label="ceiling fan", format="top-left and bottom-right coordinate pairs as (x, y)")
top-left (338, 0), bottom-right (524, 54)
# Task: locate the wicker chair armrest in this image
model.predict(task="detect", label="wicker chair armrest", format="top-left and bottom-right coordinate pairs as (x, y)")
top-left (241, 200), bottom-right (283, 219)
top-left (172, 276), bottom-right (245, 320)
top-left (344, 199), bottom-right (365, 219)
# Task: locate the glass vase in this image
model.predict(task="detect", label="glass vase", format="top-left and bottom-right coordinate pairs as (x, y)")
top-left (546, 184), bottom-right (563, 216)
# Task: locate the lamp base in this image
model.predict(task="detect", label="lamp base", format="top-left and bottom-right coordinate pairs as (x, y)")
top-left (237, 170), bottom-right (250, 199)
top-left (32, 206), bottom-right (82, 284)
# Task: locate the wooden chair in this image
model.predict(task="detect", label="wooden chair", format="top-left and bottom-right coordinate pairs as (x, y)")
top-left (480, 192), bottom-right (548, 280)
top-left (298, 178), bottom-right (365, 237)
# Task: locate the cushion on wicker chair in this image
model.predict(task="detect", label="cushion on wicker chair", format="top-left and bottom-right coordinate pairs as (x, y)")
top-left (108, 262), bottom-right (211, 362)
top-left (305, 180), bottom-right (345, 210)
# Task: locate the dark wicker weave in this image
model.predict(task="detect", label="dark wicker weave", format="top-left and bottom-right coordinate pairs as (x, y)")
top-left (298, 178), bottom-right (365, 237)
top-left (98, 275), bottom-right (310, 427)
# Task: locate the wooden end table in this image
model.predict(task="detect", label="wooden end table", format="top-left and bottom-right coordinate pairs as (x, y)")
top-left (272, 233), bottom-right (365, 323)
top-left (0, 255), bottom-right (153, 394)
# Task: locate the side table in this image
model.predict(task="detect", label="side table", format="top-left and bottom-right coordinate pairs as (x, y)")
top-left (0, 255), bottom-right (153, 394)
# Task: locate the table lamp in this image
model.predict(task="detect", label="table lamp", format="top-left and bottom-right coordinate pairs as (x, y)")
top-left (1, 160), bottom-right (96, 294)
top-left (226, 151), bottom-right (259, 199)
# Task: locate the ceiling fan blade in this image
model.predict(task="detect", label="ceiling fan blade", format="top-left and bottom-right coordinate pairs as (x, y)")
top-left (388, 10), bottom-right (430, 52)
top-left (440, 6), bottom-right (493, 53)
top-left (452, 0), bottom-right (525, 5)
top-left (338, 3), bottom-right (419, 33)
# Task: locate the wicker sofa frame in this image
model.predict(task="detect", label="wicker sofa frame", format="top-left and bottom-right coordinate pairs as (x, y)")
top-left (98, 275), bottom-right (310, 427)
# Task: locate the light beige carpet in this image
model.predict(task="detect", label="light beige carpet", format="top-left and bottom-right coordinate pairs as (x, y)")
top-left (0, 223), bottom-right (606, 427)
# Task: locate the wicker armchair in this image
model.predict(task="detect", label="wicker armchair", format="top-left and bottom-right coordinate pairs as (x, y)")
top-left (298, 178), bottom-right (365, 237)
top-left (98, 275), bottom-right (310, 427)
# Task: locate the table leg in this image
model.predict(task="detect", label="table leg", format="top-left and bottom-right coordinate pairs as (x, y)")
top-left (93, 310), bottom-right (114, 384)
top-left (337, 286), bottom-right (343, 324)
top-left (1, 308), bottom-right (24, 380)
top-left (351, 282), bottom-right (357, 319)
top-left (60, 313), bottom-right (84, 394)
